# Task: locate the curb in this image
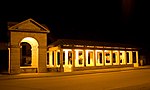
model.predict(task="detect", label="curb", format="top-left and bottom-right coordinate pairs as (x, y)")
top-left (0, 66), bottom-right (150, 80)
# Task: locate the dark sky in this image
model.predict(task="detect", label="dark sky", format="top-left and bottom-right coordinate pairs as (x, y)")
top-left (0, 0), bottom-right (150, 50)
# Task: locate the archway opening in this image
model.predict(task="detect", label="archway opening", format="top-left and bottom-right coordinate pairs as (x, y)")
top-left (20, 42), bottom-right (32, 66)
top-left (20, 37), bottom-right (39, 68)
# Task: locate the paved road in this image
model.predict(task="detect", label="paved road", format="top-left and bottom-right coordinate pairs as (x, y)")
top-left (1, 69), bottom-right (150, 90)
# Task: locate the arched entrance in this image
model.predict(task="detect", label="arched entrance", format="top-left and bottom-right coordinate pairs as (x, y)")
top-left (8, 18), bottom-right (50, 74)
top-left (20, 37), bottom-right (39, 68)
top-left (20, 42), bottom-right (32, 66)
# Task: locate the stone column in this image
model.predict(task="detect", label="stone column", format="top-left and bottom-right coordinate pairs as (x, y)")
top-left (102, 50), bottom-right (105, 66)
top-left (129, 51), bottom-right (133, 64)
top-left (117, 50), bottom-right (120, 65)
top-left (38, 46), bottom-right (47, 73)
top-left (124, 51), bottom-right (127, 65)
top-left (31, 46), bottom-right (38, 68)
top-left (9, 45), bottom-right (21, 74)
top-left (59, 48), bottom-right (64, 72)
top-left (49, 51), bottom-right (53, 67)
top-left (54, 50), bottom-right (57, 67)
top-left (84, 49), bottom-right (86, 67)
top-left (65, 50), bottom-right (68, 65)
top-left (134, 51), bottom-right (139, 67)
top-left (110, 50), bottom-right (113, 65)
top-left (8, 48), bottom-right (11, 73)
top-left (136, 51), bottom-right (139, 64)
top-left (72, 49), bottom-right (75, 70)
top-left (94, 50), bottom-right (96, 66)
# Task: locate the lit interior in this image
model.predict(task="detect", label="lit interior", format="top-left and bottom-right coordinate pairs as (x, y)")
top-left (47, 47), bottom-right (139, 69)
top-left (20, 37), bottom-right (39, 68)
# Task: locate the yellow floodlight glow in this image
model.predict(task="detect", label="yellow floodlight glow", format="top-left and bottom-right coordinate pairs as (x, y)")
top-left (20, 37), bottom-right (39, 47)
top-left (20, 37), bottom-right (39, 68)
top-left (63, 49), bottom-right (72, 51)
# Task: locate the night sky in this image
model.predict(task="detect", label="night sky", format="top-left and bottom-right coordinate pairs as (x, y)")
top-left (0, 0), bottom-right (150, 51)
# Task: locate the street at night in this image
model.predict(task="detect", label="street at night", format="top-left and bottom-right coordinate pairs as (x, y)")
top-left (1, 1), bottom-right (150, 90)
top-left (1, 69), bottom-right (150, 90)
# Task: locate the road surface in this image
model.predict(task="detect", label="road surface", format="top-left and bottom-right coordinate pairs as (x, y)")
top-left (0, 69), bottom-right (150, 90)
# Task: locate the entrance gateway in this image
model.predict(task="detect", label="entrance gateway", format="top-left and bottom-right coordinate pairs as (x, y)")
top-left (6, 18), bottom-right (139, 74)
top-left (8, 18), bottom-right (50, 74)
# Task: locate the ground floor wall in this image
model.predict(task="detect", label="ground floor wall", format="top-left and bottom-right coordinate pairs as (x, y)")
top-left (8, 46), bottom-right (47, 74)
top-left (47, 48), bottom-right (139, 72)
top-left (7, 31), bottom-right (48, 74)
top-left (47, 64), bottom-right (134, 72)
top-left (0, 48), bottom-right (140, 74)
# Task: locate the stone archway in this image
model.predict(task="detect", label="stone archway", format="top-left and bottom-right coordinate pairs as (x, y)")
top-left (20, 37), bottom-right (39, 68)
top-left (8, 18), bottom-right (50, 74)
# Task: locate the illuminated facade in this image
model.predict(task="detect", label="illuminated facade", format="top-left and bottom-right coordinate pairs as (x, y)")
top-left (0, 18), bottom-right (139, 74)
top-left (7, 18), bottom-right (50, 74)
top-left (47, 39), bottom-right (139, 72)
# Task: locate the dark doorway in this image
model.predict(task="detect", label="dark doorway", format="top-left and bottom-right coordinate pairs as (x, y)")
top-left (20, 42), bottom-right (32, 66)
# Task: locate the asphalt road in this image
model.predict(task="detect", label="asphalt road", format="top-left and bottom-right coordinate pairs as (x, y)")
top-left (1, 69), bottom-right (150, 90)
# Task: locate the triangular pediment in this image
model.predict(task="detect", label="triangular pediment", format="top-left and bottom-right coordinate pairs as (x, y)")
top-left (8, 18), bottom-right (50, 33)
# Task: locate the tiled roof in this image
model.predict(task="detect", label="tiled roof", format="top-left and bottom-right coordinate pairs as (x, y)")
top-left (48, 39), bottom-right (139, 48)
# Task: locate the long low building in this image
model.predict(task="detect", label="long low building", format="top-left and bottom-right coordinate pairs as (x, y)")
top-left (0, 18), bottom-right (140, 74)
top-left (47, 39), bottom-right (139, 72)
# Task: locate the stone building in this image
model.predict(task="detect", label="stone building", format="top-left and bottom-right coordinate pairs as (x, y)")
top-left (7, 18), bottom-right (49, 74)
top-left (0, 18), bottom-right (140, 74)
top-left (47, 39), bottom-right (139, 72)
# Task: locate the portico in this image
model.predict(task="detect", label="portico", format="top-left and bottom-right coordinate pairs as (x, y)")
top-left (8, 18), bottom-right (50, 74)
top-left (0, 18), bottom-right (140, 74)
top-left (47, 39), bottom-right (139, 72)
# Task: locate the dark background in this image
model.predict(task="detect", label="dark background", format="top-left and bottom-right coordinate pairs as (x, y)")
top-left (0, 0), bottom-right (150, 69)
top-left (0, 0), bottom-right (150, 51)
top-left (1, 0), bottom-right (150, 72)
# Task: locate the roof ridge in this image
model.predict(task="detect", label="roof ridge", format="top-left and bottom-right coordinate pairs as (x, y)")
top-left (48, 38), bottom-right (139, 48)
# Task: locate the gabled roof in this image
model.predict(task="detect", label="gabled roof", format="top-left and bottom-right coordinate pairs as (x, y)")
top-left (8, 18), bottom-right (50, 33)
top-left (48, 39), bottom-right (139, 48)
